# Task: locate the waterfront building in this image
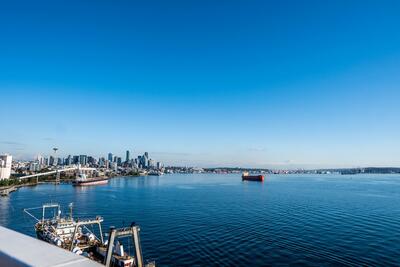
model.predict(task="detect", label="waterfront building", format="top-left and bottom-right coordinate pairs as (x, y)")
top-left (156, 162), bottom-right (162, 170)
top-left (0, 154), bottom-right (12, 180)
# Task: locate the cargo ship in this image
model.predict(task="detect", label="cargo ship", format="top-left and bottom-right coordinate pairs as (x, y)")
top-left (24, 203), bottom-right (155, 267)
top-left (242, 172), bottom-right (264, 182)
top-left (72, 172), bottom-right (109, 186)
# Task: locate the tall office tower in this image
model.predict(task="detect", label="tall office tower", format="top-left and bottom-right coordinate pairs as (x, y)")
top-left (79, 155), bottom-right (88, 166)
top-left (143, 156), bottom-right (148, 168)
top-left (105, 160), bottom-right (110, 169)
top-left (133, 159), bottom-right (138, 169)
top-left (88, 156), bottom-right (95, 165)
top-left (73, 155), bottom-right (79, 164)
top-left (156, 162), bottom-right (162, 170)
top-left (148, 159), bottom-right (154, 168)
top-left (117, 157), bottom-right (122, 166)
top-left (126, 150), bottom-right (130, 163)
top-left (144, 152), bottom-right (149, 159)
top-left (36, 154), bottom-right (44, 165)
top-left (65, 155), bottom-right (72, 165)
top-left (98, 157), bottom-right (105, 167)
top-left (0, 154), bottom-right (12, 180)
top-left (108, 153), bottom-right (113, 162)
top-left (49, 156), bottom-right (55, 166)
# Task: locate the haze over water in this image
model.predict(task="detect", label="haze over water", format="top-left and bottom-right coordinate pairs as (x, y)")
top-left (1, 174), bottom-right (399, 266)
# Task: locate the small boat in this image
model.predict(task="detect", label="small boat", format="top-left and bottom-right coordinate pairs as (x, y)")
top-left (72, 173), bottom-right (109, 186)
top-left (242, 172), bottom-right (264, 182)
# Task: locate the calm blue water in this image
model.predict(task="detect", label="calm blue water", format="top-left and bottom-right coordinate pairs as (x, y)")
top-left (1, 174), bottom-right (399, 266)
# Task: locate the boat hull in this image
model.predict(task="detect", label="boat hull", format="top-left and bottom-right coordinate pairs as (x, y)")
top-left (242, 175), bottom-right (264, 182)
top-left (72, 177), bottom-right (109, 186)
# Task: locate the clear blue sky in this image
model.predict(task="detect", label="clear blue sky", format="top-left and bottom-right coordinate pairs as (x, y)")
top-left (1, 0), bottom-right (400, 168)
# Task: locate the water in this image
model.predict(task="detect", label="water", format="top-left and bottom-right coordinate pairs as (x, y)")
top-left (1, 174), bottom-right (399, 266)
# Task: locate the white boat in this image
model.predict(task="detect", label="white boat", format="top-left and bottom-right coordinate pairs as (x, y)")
top-left (72, 172), bottom-right (109, 186)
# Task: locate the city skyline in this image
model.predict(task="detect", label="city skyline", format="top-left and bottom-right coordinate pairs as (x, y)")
top-left (1, 1), bottom-right (400, 168)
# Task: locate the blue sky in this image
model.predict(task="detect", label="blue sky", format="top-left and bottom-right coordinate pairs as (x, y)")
top-left (1, 0), bottom-right (400, 168)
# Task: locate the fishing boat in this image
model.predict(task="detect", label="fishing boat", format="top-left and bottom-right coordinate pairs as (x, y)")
top-left (24, 203), bottom-right (155, 267)
top-left (72, 172), bottom-right (109, 186)
top-left (242, 172), bottom-right (264, 182)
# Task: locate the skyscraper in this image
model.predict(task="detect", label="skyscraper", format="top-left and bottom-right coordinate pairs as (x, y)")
top-left (65, 155), bottom-right (72, 165)
top-left (148, 159), bottom-right (154, 168)
top-left (108, 153), bottom-right (113, 162)
top-left (79, 155), bottom-right (87, 166)
top-left (36, 154), bottom-right (44, 165)
top-left (49, 156), bottom-right (55, 166)
top-left (126, 150), bottom-right (130, 163)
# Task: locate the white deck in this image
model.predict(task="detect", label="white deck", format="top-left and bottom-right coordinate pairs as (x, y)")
top-left (0, 226), bottom-right (102, 267)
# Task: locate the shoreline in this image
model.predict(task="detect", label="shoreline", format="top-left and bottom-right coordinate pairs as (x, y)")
top-left (0, 173), bottom-right (143, 197)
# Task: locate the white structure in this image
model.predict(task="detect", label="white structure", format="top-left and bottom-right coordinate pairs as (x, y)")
top-left (0, 154), bottom-right (12, 180)
top-left (0, 226), bottom-right (102, 267)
